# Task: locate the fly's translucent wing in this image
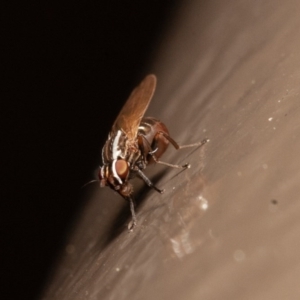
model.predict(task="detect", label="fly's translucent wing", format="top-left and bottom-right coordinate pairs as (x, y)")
top-left (112, 74), bottom-right (157, 140)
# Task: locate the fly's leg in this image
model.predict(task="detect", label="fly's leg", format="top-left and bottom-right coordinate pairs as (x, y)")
top-left (160, 132), bottom-right (209, 150)
top-left (127, 170), bottom-right (164, 231)
top-left (150, 132), bottom-right (209, 169)
top-left (128, 196), bottom-right (137, 231)
top-left (150, 155), bottom-right (191, 169)
top-left (136, 169), bottom-right (165, 194)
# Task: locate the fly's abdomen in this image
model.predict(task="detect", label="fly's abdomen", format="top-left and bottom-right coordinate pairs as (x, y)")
top-left (138, 117), bottom-right (170, 163)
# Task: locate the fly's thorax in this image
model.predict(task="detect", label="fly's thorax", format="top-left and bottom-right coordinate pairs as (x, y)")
top-left (102, 129), bottom-right (141, 165)
top-left (102, 129), bottom-right (128, 164)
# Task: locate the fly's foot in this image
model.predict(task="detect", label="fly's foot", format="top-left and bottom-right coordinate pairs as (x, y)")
top-left (182, 163), bottom-right (191, 169)
top-left (128, 219), bottom-right (137, 231)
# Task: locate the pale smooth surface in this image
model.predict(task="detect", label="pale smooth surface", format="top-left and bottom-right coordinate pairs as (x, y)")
top-left (42, 0), bottom-right (300, 299)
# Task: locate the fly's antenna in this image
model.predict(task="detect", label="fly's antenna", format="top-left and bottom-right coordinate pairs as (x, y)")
top-left (81, 179), bottom-right (99, 189)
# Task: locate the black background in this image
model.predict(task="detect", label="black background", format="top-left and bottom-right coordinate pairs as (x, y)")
top-left (1, 1), bottom-right (180, 299)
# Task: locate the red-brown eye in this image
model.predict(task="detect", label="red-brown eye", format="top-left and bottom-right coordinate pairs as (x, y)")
top-left (115, 159), bottom-right (129, 179)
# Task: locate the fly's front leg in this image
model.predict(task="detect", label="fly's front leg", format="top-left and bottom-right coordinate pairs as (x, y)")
top-left (127, 196), bottom-right (137, 231)
top-left (127, 172), bottom-right (164, 231)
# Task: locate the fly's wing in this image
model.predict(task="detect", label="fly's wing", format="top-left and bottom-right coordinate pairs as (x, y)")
top-left (112, 74), bottom-right (157, 140)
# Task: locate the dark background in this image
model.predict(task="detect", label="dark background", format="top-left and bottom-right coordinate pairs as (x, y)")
top-left (19, 1), bottom-right (300, 299)
top-left (1, 1), bottom-right (180, 299)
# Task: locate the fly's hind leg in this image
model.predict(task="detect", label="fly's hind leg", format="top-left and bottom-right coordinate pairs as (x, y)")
top-left (150, 132), bottom-right (209, 169)
top-left (160, 132), bottom-right (209, 150)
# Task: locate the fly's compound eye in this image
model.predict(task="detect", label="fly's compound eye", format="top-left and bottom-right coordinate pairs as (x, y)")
top-left (115, 159), bottom-right (129, 180)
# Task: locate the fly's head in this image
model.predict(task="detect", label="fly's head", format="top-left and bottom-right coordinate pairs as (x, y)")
top-left (98, 159), bottom-right (133, 197)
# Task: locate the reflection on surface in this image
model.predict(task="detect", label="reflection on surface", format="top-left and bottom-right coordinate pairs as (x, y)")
top-left (170, 231), bottom-right (193, 258)
top-left (158, 173), bottom-right (210, 259)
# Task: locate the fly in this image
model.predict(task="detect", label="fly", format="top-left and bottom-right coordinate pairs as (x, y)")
top-left (98, 74), bottom-right (208, 230)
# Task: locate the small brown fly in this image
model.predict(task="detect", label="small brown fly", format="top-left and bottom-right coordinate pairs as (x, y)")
top-left (98, 74), bottom-right (208, 230)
